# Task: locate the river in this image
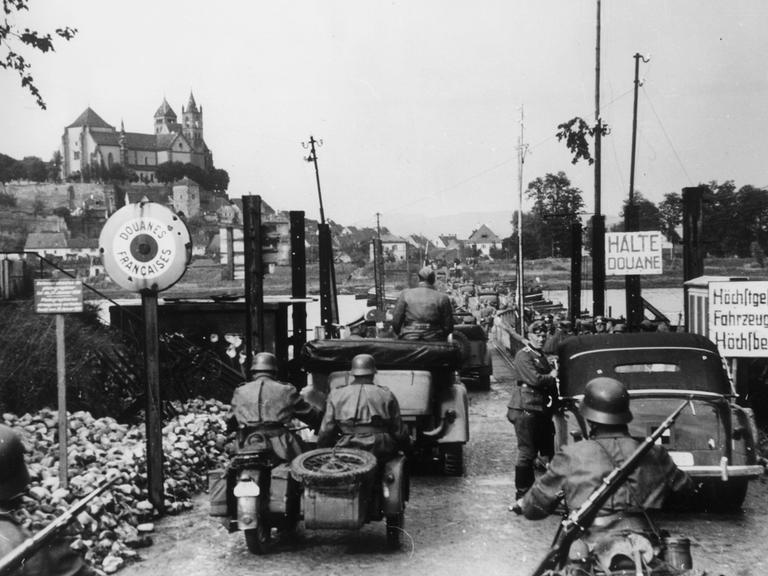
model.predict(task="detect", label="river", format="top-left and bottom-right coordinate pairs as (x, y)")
top-left (546, 287), bottom-right (685, 325)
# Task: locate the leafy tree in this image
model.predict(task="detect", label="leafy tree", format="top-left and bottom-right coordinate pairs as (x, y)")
top-left (0, 152), bottom-right (18, 182)
top-left (183, 162), bottom-right (205, 186)
top-left (207, 167), bottom-right (230, 192)
top-left (556, 117), bottom-right (610, 165)
top-left (618, 191), bottom-right (662, 232)
top-left (0, 189), bottom-right (16, 207)
top-left (0, 0), bottom-right (78, 109)
top-left (48, 150), bottom-right (62, 182)
top-left (658, 192), bottom-right (682, 243)
top-left (105, 163), bottom-right (137, 183)
top-left (156, 161), bottom-right (185, 184)
top-left (32, 197), bottom-right (46, 216)
top-left (734, 185), bottom-right (768, 257)
top-left (525, 171), bottom-right (584, 257)
top-left (701, 181), bottom-right (738, 257)
top-left (21, 155), bottom-right (46, 181)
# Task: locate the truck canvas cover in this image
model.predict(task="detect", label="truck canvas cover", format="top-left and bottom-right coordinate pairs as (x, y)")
top-left (301, 338), bottom-right (463, 373)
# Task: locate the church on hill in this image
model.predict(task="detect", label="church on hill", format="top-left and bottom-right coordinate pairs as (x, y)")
top-left (60, 93), bottom-right (213, 182)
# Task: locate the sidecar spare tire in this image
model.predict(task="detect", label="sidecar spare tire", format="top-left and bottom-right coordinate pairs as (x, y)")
top-left (291, 448), bottom-right (377, 487)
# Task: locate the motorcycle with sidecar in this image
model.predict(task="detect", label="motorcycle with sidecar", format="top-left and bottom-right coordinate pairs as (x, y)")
top-left (210, 442), bottom-right (408, 553)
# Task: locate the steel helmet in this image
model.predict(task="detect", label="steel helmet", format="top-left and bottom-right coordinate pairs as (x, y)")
top-left (350, 354), bottom-right (377, 377)
top-left (418, 266), bottom-right (435, 284)
top-left (251, 352), bottom-right (278, 374)
top-left (0, 425), bottom-right (30, 502)
top-left (580, 377), bottom-right (633, 425)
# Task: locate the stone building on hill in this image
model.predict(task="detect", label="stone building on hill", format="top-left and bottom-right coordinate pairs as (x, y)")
top-left (60, 93), bottom-right (213, 182)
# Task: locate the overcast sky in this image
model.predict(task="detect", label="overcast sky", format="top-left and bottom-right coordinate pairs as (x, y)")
top-left (1, 1), bottom-right (766, 238)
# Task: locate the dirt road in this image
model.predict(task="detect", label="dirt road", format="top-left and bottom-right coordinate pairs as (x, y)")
top-left (119, 348), bottom-right (768, 576)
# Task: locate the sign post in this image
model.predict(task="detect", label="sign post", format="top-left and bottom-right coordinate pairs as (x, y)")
top-left (99, 200), bottom-right (191, 514)
top-left (605, 231), bottom-right (663, 276)
top-left (708, 281), bottom-right (768, 357)
top-left (34, 278), bottom-right (84, 489)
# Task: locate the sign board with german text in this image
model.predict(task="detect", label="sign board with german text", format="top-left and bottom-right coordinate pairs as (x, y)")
top-left (708, 280), bottom-right (768, 357)
top-left (605, 231), bottom-right (663, 276)
top-left (34, 279), bottom-right (83, 314)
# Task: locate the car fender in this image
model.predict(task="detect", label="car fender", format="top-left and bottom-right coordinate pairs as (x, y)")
top-left (437, 379), bottom-right (469, 444)
top-left (382, 454), bottom-right (408, 515)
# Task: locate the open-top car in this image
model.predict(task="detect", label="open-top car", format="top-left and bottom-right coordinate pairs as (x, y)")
top-left (300, 337), bottom-right (469, 476)
top-left (452, 322), bottom-right (493, 390)
top-left (556, 332), bottom-right (764, 511)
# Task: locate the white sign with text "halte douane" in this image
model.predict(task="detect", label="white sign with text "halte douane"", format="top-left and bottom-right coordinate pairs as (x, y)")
top-left (605, 231), bottom-right (663, 276)
top-left (708, 281), bottom-right (768, 357)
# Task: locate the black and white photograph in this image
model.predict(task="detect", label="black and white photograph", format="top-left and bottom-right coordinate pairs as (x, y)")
top-left (1, 1), bottom-right (768, 575)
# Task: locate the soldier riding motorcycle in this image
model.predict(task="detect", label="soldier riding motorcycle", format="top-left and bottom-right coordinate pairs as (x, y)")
top-left (212, 352), bottom-right (321, 554)
top-left (512, 377), bottom-right (702, 576)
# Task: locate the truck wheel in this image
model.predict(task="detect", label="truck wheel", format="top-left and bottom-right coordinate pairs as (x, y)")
top-left (244, 515), bottom-right (270, 554)
top-left (440, 444), bottom-right (464, 476)
top-left (386, 512), bottom-right (404, 549)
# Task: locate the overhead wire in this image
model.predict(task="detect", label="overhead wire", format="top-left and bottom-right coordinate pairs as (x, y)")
top-left (641, 85), bottom-right (694, 186)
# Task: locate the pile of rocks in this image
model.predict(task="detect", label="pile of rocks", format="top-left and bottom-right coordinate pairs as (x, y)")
top-left (2, 398), bottom-right (231, 574)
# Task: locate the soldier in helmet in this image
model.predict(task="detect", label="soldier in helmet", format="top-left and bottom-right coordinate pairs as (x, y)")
top-left (391, 266), bottom-right (454, 341)
top-left (0, 424), bottom-right (98, 575)
top-left (317, 354), bottom-right (410, 460)
top-left (227, 352), bottom-right (322, 461)
top-left (511, 378), bottom-right (693, 541)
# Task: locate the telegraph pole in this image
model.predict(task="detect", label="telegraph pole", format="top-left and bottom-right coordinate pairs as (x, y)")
top-left (374, 212), bottom-right (385, 311)
top-left (515, 107), bottom-right (529, 335)
top-left (302, 136), bottom-right (338, 335)
top-left (303, 136), bottom-right (325, 225)
top-left (591, 0), bottom-right (606, 317)
top-left (625, 53), bottom-right (650, 329)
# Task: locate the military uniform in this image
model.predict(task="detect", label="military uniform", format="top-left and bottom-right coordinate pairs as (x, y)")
top-left (521, 428), bottom-right (692, 539)
top-left (0, 511), bottom-right (95, 576)
top-left (317, 379), bottom-right (410, 460)
top-left (229, 373), bottom-right (321, 462)
top-left (507, 338), bottom-right (557, 497)
top-left (391, 282), bottom-right (454, 341)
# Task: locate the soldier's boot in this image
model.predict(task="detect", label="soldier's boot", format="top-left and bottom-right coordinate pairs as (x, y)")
top-left (514, 465), bottom-right (535, 500)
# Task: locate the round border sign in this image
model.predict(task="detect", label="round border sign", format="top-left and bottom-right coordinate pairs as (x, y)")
top-left (99, 201), bottom-right (191, 292)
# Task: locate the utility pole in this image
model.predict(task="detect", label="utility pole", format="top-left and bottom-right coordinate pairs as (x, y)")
top-left (302, 136), bottom-right (338, 336)
top-left (591, 0), bottom-right (606, 317)
top-left (625, 53), bottom-right (650, 329)
top-left (303, 136), bottom-right (325, 225)
top-left (374, 212), bottom-right (385, 311)
top-left (515, 107), bottom-right (529, 335)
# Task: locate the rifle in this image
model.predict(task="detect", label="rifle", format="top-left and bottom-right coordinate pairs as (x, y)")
top-left (531, 397), bottom-right (692, 576)
top-left (0, 474), bottom-right (120, 576)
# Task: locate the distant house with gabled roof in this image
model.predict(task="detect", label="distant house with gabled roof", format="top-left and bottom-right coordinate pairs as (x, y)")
top-left (468, 224), bottom-right (501, 258)
top-left (24, 232), bottom-right (69, 257)
top-left (369, 231), bottom-right (408, 262)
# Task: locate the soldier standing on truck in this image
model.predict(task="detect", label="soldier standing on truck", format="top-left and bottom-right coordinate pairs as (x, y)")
top-left (391, 266), bottom-right (454, 341)
top-left (507, 320), bottom-right (558, 503)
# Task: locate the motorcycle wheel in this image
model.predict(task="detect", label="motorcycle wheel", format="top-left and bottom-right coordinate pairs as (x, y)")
top-left (386, 512), bottom-right (404, 549)
top-left (440, 444), bottom-right (464, 476)
top-left (244, 519), bottom-right (270, 555)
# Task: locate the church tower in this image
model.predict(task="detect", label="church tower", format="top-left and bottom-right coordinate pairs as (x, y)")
top-left (182, 92), bottom-right (203, 149)
top-left (154, 98), bottom-right (178, 134)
